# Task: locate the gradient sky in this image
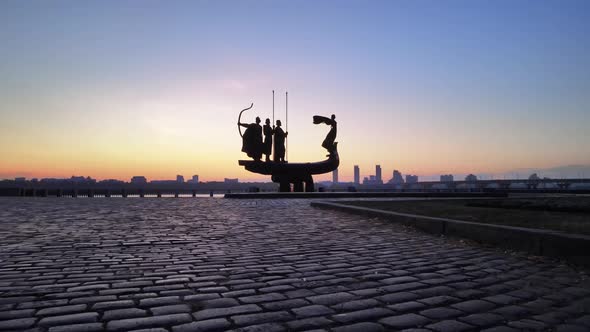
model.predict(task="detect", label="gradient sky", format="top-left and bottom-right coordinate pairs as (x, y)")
top-left (1, 0), bottom-right (589, 182)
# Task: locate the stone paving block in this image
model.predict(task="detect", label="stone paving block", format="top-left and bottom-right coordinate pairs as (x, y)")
top-left (483, 294), bottom-right (521, 305)
top-left (380, 276), bottom-right (419, 284)
top-left (387, 301), bottom-right (427, 313)
top-left (231, 310), bottom-right (293, 326)
top-left (417, 295), bottom-right (458, 306)
top-left (571, 315), bottom-right (590, 328)
top-left (103, 308), bottom-right (148, 321)
top-left (70, 295), bottom-right (117, 304)
top-left (226, 322), bottom-right (286, 332)
top-left (284, 289), bottom-right (316, 299)
top-left (48, 322), bottom-right (103, 332)
top-left (331, 307), bottom-right (393, 323)
top-left (92, 300), bottom-right (136, 310)
top-left (112, 281), bottom-right (153, 288)
top-left (481, 326), bottom-right (522, 332)
top-left (184, 294), bottom-right (221, 302)
top-left (0, 308), bottom-right (36, 320)
top-left (381, 282), bottom-right (426, 293)
top-left (451, 299), bottom-right (496, 313)
top-left (286, 316), bottom-right (333, 331)
top-left (425, 319), bottom-right (474, 332)
top-left (193, 304), bottom-right (262, 321)
top-left (238, 292), bottom-right (286, 304)
top-left (139, 296), bottom-right (182, 307)
top-left (0, 296), bottom-right (36, 304)
top-left (106, 313), bottom-right (192, 331)
top-left (493, 305), bottom-right (530, 320)
top-left (379, 313), bottom-right (430, 329)
top-left (507, 319), bottom-right (548, 330)
top-left (0, 304), bottom-right (15, 311)
top-left (172, 318), bottom-right (231, 332)
top-left (376, 291), bottom-right (419, 304)
top-left (458, 312), bottom-right (505, 327)
top-left (38, 312), bottom-right (99, 327)
top-left (331, 298), bottom-right (381, 311)
top-left (150, 304), bottom-right (192, 315)
top-left (0, 317), bottom-right (37, 330)
top-left (199, 297), bottom-right (240, 309)
top-left (419, 307), bottom-right (463, 320)
top-left (307, 292), bottom-right (357, 305)
top-left (555, 324), bottom-right (590, 332)
top-left (331, 322), bottom-right (385, 332)
top-left (37, 304), bottom-right (87, 316)
top-left (261, 298), bottom-right (309, 311)
top-left (292, 304), bottom-right (334, 318)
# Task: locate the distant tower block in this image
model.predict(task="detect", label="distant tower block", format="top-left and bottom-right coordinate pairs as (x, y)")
top-left (376, 165), bottom-right (382, 183)
top-left (176, 175), bottom-right (184, 183)
top-left (333, 168), bottom-right (339, 184)
top-left (354, 165), bottom-right (360, 185)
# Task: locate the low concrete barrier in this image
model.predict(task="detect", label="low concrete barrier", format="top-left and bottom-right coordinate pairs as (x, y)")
top-left (311, 201), bottom-right (590, 267)
top-left (225, 192), bottom-right (507, 199)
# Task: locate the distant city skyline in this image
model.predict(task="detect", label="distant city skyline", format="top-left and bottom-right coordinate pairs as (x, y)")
top-left (1, 1), bottom-right (588, 181)
top-left (3, 163), bottom-right (590, 183)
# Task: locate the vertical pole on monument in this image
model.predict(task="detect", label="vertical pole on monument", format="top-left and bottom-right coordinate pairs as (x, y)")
top-left (272, 90), bottom-right (275, 161)
top-left (286, 91), bottom-right (288, 162)
top-left (272, 90), bottom-right (275, 126)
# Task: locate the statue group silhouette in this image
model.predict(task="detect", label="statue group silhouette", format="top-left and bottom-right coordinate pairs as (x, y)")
top-left (239, 114), bottom-right (337, 162)
top-left (238, 117), bottom-right (288, 162)
top-left (236, 96), bottom-right (339, 192)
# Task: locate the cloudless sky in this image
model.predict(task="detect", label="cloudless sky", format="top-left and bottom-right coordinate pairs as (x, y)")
top-left (1, 0), bottom-right (589, 182)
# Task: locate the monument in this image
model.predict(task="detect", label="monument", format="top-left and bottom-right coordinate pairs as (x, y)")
top-left (237, 99), bottom-right (339, 192)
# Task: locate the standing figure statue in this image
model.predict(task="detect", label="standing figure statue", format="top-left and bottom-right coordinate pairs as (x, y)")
top-left (273, 120), bottom-right (288, 163)
top-left (263, 118), bottom-right (273, 162)
top-left (314, 114), bottom-right (337, 155)
top-left (238, 116), bottom-right (263, 161)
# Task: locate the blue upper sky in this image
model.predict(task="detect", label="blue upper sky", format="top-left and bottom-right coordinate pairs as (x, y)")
top-left (1, 0), bottom-right (589, 181)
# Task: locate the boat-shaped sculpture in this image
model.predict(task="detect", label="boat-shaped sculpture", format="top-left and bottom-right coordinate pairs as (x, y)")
top-left (239, 146), bottom-right (339, 192)
top-left (237, 101), bottom-right (339, 192)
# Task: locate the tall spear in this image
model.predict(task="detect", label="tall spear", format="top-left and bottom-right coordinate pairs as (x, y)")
top-left (272, 90), bottom-right (275, 126)
top-left (286, 91), bottom-right (288, 162)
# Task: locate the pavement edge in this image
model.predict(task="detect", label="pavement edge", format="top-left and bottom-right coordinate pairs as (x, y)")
top-left (310, 201), bottom-right (590, 267)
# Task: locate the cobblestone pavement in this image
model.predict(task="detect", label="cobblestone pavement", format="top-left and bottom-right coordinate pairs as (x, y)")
top-left (0, 198), bottom-right (589, 332)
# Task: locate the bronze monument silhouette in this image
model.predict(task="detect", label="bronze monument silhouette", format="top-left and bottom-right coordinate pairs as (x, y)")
top-left (238, 102), bottom-right (339, 192)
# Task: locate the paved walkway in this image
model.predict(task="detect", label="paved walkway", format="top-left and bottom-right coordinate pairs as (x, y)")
top-left (0, 198), bottom-right (589, 332)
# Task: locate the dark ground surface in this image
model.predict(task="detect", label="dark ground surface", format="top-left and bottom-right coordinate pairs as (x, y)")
top-left (466, 196), bottom-right (590, 214)
top-left (344, 198), bottom-right (590, 236)
top-left (0, 197), bottom-right (589, 332)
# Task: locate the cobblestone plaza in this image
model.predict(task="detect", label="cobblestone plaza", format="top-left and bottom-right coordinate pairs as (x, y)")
top-left (0, 198), bottom-right (589, 331)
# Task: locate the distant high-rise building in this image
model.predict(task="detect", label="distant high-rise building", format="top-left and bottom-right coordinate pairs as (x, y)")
top-left (465, 174), bottom-right (478, 182)
top-left (224, 178), bottom-right (239, 184)
top-left (192, 175), bottom-right (199, 183)
top-left (406, 175), bottom-right (418, 183)
top-left (354, 165), bottom-right (360, 185)
top-left (14, 177), bottom-right (25, 183)
top-left (332, 168), bottom-right (339, 184)
top-left (440, 174), bottom-right (454, 182)
top-left (131, 176), bottom-right (147, 184)
top-left (176, 175), bottom-right (184, 183)
top-left (389, 170), bottom-right (404, 184)
top-left (363, 167), bottom-right (384, 185)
